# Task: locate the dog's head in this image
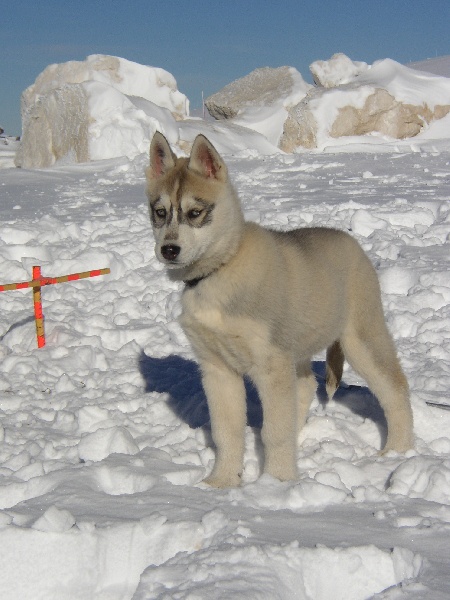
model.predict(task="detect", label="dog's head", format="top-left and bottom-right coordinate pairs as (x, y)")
top-left (146, 132), bottom-right (244, 281)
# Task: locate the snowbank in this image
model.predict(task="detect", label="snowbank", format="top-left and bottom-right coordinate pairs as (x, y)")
top-left (135, 544), bottom-right (421, 599)
top-left (20, 54), bottom-right (188, 120)
top-left (310, 53), bottom-right (369, 87)
top-left (15, 55), bottom-right (189, 168)
top-left (205, 66), bottom-right (312, 146)
top-left (280, 56), bottom-right (450, 151)
top-left (12, 53), bottom-right (450, 168)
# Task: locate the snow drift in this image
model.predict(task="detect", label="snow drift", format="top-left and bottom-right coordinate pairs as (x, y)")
top-left (15, 55), bottom-right (189, 168)
top-left (205, 66), bottom-right (312, 146)
top-left (310, 53), bottom-right (369, 87)
top-left (15, 54), bottom-right (278, 168)
top-left (204, 54), bottom-right (450, 152)
top-left (280, 55), bottom-right (450, 151)
top-left (14, 53), bottom-right (450, 168)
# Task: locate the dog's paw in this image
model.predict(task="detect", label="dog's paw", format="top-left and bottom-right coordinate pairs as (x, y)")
top-left (264, 467), bottom-right (298, 481)
top-left (264, 458), bottom-right (298, 482)
top-left (203, 471), bottom-right (242, 488)
top-left (380, 434), bottom-right (414, 455)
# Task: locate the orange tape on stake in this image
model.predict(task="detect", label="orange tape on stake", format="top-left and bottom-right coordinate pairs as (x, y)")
top-left (0, 268), bottom-right (111, 291)
top-left (32, 266), bottom-right (45, 348)
top-left (0, 265), bottom-right (110, 349)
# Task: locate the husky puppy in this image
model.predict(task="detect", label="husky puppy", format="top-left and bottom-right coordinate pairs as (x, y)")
top-left (146, 132), bottom-right (413, 488)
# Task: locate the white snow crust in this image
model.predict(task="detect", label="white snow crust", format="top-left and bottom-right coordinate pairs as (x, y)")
top-left (356, 58), bottom-right (450, 109)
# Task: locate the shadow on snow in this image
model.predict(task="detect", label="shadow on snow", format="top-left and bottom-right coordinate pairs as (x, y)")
top-left (138, 352), bottom-right (388, 446)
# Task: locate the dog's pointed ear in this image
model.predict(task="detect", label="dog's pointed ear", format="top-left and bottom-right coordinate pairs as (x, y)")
top-left (148, 132), bottom-right (176, 179)
top-left (188, 135), bottom-right (227, 181)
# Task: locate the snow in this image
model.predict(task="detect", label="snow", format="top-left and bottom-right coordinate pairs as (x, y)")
top-left (1, 139), bottom-right (450, 599)
top-left (300, 58), bottom-right (450, 151)
top-left (311, 55), bottom-right (450, 109)
top-left (21, 54), bottom-right (189, 119)
top-left (14, 54), bottom-right (450, 167)
top-left (228, 67), bottom-right (312, 146)
top-left (310, 53), bottom-right (369, 87)
top-left (1, 56), bottom-right (450, 599)
top-left (355, 58), bottom-right (450, 109)
top-left (15, 55), bottom-right (190, 168)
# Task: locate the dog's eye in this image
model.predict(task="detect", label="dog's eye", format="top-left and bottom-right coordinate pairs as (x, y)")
top-left (155, 208), bottom-right (166, 219)
top-left (188, 209), bottom-right (202, 219)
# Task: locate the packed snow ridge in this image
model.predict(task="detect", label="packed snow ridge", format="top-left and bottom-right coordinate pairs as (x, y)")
top-left (13, 53), bottom-right (450, 168)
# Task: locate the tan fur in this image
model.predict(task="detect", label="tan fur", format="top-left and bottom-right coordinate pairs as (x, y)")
top-left (146, 132), bottom-right (414, 488)
top-left (326, 340), bottom-right (345, 399)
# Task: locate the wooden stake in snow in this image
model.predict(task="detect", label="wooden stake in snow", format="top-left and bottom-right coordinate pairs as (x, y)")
top-left (0, 265), bottom-right (110, 348)
top-left (32, 266), bottom-right (45, 348)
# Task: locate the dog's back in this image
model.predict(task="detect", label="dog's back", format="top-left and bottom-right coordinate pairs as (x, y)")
top-left (195, 223), bottom-right (378, 361)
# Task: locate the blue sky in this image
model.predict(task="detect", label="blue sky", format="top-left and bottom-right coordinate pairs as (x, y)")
top-left (2, 0), bottom-right (449, 134)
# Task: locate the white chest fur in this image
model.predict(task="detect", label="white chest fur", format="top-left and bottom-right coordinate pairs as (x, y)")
top-left (180, 288), bottom-right (270, 375)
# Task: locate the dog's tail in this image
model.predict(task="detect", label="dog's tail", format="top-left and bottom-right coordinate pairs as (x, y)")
top-left (326, 340), bottom-right (345, 399)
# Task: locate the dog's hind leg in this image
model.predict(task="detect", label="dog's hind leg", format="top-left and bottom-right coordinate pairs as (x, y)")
top-left (201, 361), bottom-right (247, 488)
top-left (341, 320), bottom-right (413, 453)
top-left (296, 362), bottom-right (317, 433)
top-left (326, 340), bottom-right (345, 400)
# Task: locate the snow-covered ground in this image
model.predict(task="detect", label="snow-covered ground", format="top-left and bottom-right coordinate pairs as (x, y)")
top-left (1, 137), bottom-right (449, 599)
top-left (0, 55), bottom-right (450, 599)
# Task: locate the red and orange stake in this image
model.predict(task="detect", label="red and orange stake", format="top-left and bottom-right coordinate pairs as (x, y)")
top-left (0, 265), bottom-right (110, 348)
top-left (32, 266), bottom-right (45, 348)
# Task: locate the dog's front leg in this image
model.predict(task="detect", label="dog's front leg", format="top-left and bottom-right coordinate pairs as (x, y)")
top-left (251, 353), bottom-right (298, 482)
top-left (201, 361), bottom-right (247, 488)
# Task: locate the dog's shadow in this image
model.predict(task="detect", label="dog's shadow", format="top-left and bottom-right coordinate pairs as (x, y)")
top-left (138, 352), bottom-right (388, 446)
top-left (138, 352), bottom-right (262, 429)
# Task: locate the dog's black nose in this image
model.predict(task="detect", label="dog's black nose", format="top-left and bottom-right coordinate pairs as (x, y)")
top-left (161, 244), bottom-right (181, 261)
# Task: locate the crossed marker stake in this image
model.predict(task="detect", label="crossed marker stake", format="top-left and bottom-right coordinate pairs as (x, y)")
top-left (0, 266), bottom-right (110, 348)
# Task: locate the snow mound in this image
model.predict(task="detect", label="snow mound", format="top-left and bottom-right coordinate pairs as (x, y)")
top-left (15, 55), bottom-right (189, 168)
top-left (31, 505), bottom-right (76, 533)
top-left (12, 53), bottom-right (450, 168)
top-left (14, 55), bottom-right (282, 168)
top-left (21, 54), bottom-right (188, 120)
top-left (379, 266), bottom-right (419, 296)
top-left (134, 543), bottom-right (421, 600)
top-left (356, 58), bottom-right (450, 109)
top-left (280, 56), bottom-right (450, 151)
top-left (205, 66), bottom-right (312, 146)
top-left (78, 426), bottom-right (140, 462)
top-left (310, 53), bottom-right (369, 87)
